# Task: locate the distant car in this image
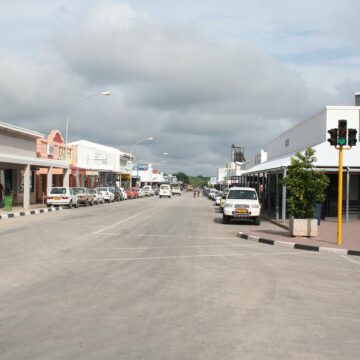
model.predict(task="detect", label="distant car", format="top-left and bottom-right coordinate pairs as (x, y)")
top-left (109, 186), bottom-right (122, 201)
top-left (223, 187), bottom-right (261, 225)
top-left (159, 184), bottom-right (172, 198)
top-left (208, 189), bottom-right (217, 200)
top-left (47, 187), bottom-right (79, 208)
top-left (132, 188), bottom-right (140, 199)
top-left (171, 186), bottom-right (182, 196)
top-left (119, 188), bottom-right (128, 200)
top-left (97, 187), bottom-right (115, 202)
top-left (136, 188), bottom-right (146, 198)
top-left (126, 189), bottom-right (136, 199)
top-left (186, 185), bottom-right (194, 192)
top-left (215, 191), bottom-right (223, 205)
top-left (142, 185), bottom-right (154, 197)
top-left (88, 188), bottom-right (105, 205)
top-left (71, 187), bottom-right (94, 206)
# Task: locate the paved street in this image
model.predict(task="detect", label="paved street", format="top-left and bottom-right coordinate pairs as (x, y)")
top-left (0, 194), bottom-right (359, 360)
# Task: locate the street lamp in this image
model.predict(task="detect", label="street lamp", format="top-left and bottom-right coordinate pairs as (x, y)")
top-left (65, 91), bottom-right (111, 159)
top-left (130, 137), bottom-right (154, 156)
top-left (129, 137), bottom-right (154, 189)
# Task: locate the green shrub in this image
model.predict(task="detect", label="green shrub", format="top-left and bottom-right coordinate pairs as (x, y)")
top-left (282, 147), bottom-right (330, 219)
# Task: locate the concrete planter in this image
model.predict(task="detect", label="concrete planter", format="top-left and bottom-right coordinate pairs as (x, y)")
top-left (289, 218), bottom-right (318, 237)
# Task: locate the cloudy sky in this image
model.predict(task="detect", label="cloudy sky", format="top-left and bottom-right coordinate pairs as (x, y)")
top-left (1, 0), bottom-right (360, 175)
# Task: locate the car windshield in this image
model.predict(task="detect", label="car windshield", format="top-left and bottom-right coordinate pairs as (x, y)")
top-left (160, 185), bottom-right (170, 190)
top-left (88, 189), bottom-right (96, 194)
top-left (72, 188), bottom-right (85, 194)
top-left (98, 187), bottom-right (107, 192)
top-left (227, 190), bottom-right (257, 200)
top-left (50, 188), bottom-right (66, 194)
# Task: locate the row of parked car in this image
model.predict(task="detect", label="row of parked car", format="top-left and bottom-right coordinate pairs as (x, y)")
top-left (205, 187), bottom-right (261, 225)
top-left (46, 185), bottom-right (156, 208)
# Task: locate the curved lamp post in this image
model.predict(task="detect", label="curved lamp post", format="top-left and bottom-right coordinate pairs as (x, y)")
top-left (129, 137), bottom-right (154, 189)
top-left (65, 91), bottom-right (111, 160)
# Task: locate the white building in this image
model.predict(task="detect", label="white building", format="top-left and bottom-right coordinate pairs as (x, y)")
top-left (68, 140), bottom-right (133, 188)
top-left (241, 105), bottom-right (360, 221)
top-left (132, 163), bottom-right (165, 186)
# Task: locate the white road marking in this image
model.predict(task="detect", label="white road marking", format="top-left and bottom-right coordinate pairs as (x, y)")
top-left (342, 255), bottom-right (360, 266)
top-left (93, 204), bottom-right (166, 234)
top-left (0, 244), bottom-right (253, 252)
top-left (0, 251), bottom-right (315, 264)
top-left (137, 234), bottom-right (238, 240)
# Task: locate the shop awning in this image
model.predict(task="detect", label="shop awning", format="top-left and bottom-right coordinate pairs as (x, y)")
top-left (0, 152), bottom-right (69, 168)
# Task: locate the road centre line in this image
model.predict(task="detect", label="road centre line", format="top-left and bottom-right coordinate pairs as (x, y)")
top-left (342, 255), bottom-right (360, 266)
top-left (93, 204), bottom-right (166, 234)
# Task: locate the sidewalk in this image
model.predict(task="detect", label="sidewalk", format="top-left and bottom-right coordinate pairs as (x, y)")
top-left (0, 204), bottom-right (63, 220)
top-left (246, 217), bottom-right (360, 251)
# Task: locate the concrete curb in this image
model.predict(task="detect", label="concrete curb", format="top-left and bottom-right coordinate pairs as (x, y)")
top-left (237, 232), bottom-right (360, 257)
top-left (0, 207), bottom-right (63, 220)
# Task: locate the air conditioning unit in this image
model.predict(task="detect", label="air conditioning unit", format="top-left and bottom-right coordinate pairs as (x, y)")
top-left (47, 144), bottom-right (54, 155)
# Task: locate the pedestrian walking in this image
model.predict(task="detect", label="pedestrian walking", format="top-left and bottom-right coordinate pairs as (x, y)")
top-left (197, 188), bottom-right (200, 197)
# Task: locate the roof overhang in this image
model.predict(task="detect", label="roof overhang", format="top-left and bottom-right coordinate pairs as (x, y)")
top-left (0, 152), bottom-right (69, 168)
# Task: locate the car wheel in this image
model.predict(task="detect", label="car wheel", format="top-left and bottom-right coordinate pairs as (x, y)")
top-left (68, 201), bottom-right (73, 209)
top-left (254, 216), bottom-right (261, 225)
top-left (222, 215), bottom-right (230, 224)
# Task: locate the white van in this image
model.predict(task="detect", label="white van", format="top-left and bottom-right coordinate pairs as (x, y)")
top-left (159, 184), bottom-right (172, 198)
top-left (223, 187), bottom-right (261, 225)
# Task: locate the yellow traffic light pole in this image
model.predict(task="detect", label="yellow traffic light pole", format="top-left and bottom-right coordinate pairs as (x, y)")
top-left (336, 145), bottom-right (352, 247)
top-left (337, 146), bottom-right (343, 246)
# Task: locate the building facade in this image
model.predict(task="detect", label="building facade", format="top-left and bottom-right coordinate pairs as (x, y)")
top-left (0, 122), bottom-right (70, 209)
top-left (240, 106), bottom-right (360, 221)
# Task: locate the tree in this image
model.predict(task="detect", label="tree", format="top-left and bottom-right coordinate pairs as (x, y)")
top-left (173, 172), bottom-right (190, 184)
top-left (282, 147), bottom-right (330, 219)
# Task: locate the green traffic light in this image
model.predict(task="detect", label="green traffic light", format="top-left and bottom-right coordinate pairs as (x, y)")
top-left (338, 138), bottom-right (346, 146)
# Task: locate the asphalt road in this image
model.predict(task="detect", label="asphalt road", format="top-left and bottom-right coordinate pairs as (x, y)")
top-left (0, 193), bottom-right (359, 360)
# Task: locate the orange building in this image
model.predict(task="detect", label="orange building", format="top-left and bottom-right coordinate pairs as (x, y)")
top-left (36, 130), bottom-right (74, 202)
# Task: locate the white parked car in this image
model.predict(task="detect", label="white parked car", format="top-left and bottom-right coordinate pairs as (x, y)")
top-left (142, 185), bottom-right (154, 196)
top-left (223, 187), bottom-right (261, 225)
top-left (97, 187), bottom-right (115, 202)
top-left (208, 189), bottom-right (217, 200)
top-left (88, 188), bottom-right (105, 205)
top-left (215, 191), bottom-right (223, 205)
top-left (119, 187), bottom-right (128, 200)
top-left (171, 186), bottom-right (182, 196)
top-left (136, 188), bottom-right (146, 198)
top-left (159, 184), bottom-right (172, 198)
top-left (47, 187), bottom-right (79, 208)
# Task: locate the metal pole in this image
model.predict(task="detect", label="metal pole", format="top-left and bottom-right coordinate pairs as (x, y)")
top-left (267, 174), bottom-right (271, 217)
top-left (337, 147), bottom-right (343, 246)
top-left (346, 167), bottom-right (350, 224)
top-left (65, 93), bottom-right (110, 161)
top-left (282, 168), bottom-right (287, 222)
top-left (275, 172), bottom-right (279, 221)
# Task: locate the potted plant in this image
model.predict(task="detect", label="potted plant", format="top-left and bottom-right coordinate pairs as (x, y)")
top-left (282, 147), bottom-right (329, 237)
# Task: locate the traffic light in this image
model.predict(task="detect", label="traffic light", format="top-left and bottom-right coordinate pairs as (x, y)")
top-left (338, 120), bottom-right (347, 146)
top-left (327, 128), bottom-right (338, 146)
top-left (348, 128), bottom-right (358, 147)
